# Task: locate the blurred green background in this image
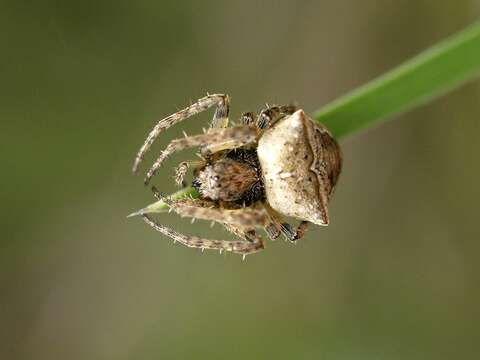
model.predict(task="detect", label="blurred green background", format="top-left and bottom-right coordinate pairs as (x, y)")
top-left (2, 1), bottom-right (480, 359)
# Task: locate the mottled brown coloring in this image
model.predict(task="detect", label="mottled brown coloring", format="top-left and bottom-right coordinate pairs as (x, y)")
top-left (132, 93), bottom-right (342, 257)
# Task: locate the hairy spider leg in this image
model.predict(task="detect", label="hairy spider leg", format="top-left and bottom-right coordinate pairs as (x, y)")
top-left (240, 112), bottom-right (256, 125)
top-left (133, 93), bottom-right (229, 173)
top-left (144, 125), bottom-right (258, 185)
top-left (262, 206), bottom-right (284, 240)
top-left (150, 188), bottom-right (266, 253)
top-left (263, 204), bottom-right (310, 242)
top-left (142, 214), bottom-right (265, 256)
top-left (280, 221), bottom-right (310, 242)
top-left (174, 160), bottom-right (205, 187)
top-left (160, 197), bottom-right (269, 229)
top-left (256, 104), bottom-right (297, 129)
top-left (222, 222), bottom-right (262, 242)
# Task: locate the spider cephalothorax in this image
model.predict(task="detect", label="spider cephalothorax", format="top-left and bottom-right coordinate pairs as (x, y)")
top-left (132, 93), bottom-right (342, 257)
top-left (192, 148), bottom-right (264, 205)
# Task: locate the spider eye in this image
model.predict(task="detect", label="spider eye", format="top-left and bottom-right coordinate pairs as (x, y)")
top-left (213, 175), bottom-right (220, 181)
top-left (192, 178), bottom-right (201, 190)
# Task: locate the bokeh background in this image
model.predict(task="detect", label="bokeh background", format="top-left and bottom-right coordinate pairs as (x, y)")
top-left (2, 1), bottom-right (480, 359)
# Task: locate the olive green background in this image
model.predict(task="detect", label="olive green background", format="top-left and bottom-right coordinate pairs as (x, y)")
top-left (2, 1), bottom-right (480, 359)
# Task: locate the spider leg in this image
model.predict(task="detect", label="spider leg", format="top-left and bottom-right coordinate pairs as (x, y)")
top-left (279, 221), bottom-right (310, 242)
top-left (142, 214), bottom-right (265, 255)
top-left (210, 94), bottom-right (230, 129)
top-left (256, 104), bottom-right (297, 129)
top-left (174, 160), bottom-right (205, 187)
top-left (133, 93), bottom-right (229, 173)
top-left (199, 125), bottom-right (259, 157)
top-left (263, 204), bottom-right (310, 242)
top-left (161, 197), bottom-right (269, 229)
top-left (144, 125), bottom-right (258, 184)
top-left (264, 222), bottom-right (282, 240)
top-left (240, 112), bottom-right (256, 125)
top-left (222, 223), bottom-right (266, 254)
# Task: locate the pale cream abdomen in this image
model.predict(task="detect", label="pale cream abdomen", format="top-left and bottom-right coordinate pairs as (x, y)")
top-left (257, 110), bottom-right (329, 225)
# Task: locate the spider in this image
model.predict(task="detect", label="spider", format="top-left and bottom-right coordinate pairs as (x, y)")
top-left (132, 93), bottom-right (342, 258)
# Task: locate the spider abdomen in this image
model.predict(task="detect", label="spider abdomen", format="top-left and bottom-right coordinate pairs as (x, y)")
top-left (257, 110), bottom-right (342, 225)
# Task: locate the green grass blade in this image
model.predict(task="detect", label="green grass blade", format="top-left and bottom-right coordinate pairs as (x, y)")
top-left (316, 21), bottom-right (480, 138)
top-left (127, 187), bottom-right (200, 217)
top-left (130, 22), bottom-right (480, 215)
